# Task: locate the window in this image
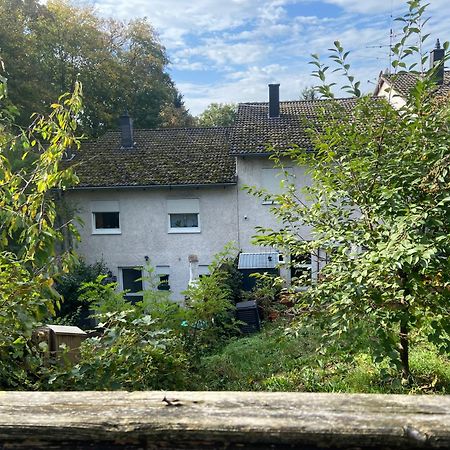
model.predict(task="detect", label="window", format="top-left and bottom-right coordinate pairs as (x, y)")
top-left (290, 253), bottom-right (312, 284)
top-left (91, 201), bottom-right (121, 234)
top-left (167, 199), bottom-right (200, 233)
top-left (94, 212), bottom-right (119, 229)
top-left (198, 265), bottom-right (210, 279)
top-left (156, 265), bottom-right (171, 291)
top-left (157, 274), bottom-right (170, 291)
top-left (261, 167), bottom-right (292, 204)
top-left (170, 213), bottom-right (198, 228)
top-left (120, 267), bottom-right (143, 302)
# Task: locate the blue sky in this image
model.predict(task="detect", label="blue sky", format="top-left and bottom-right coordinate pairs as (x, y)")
top-left (91, 0), bottom-right (449, 115)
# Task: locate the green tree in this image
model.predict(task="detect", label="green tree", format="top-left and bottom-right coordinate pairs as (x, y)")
top-left (196, 102), bottom-right (237, 127)
top-left (0, 0), bottom-right (192, 136)
top-left (251, 0), bottom-right (450, 382)
top-left (0, 65), bottom-right (82, 387)
top-left (300, 86), bottom-right (318, 101)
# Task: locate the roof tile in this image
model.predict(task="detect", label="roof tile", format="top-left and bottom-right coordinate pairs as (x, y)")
top-left (229, 98), bottom-right (360, 155)
top-left (380, 70), bottom-right (450, 98)
top-left (69, 127), bottom-right (236, 188)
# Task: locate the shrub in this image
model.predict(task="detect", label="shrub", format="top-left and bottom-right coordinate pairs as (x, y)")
top-left (53, 260), bottom-right (109, 327)
top-left (47, 309), bottom-right (188, 390)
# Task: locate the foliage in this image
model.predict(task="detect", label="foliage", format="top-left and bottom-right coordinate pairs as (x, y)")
top-left (0, 0), bottom-right (192, 136)
top-left (41, 250), bottom-right (240, 390)
top-left (181, 245), bottom-right (240, 355)
top-left (196, 102), bottom-right (237, 127)
top-left (250, 0), bottom-right (450, 381)
top-left (193, 320), bottom-right (450, 393)
top-left (53, 260), bottom-right (109, 327)
top-left (46, 309), bottom-right (188, 390)
top-left (242, 276), bottom-right (283, 320)
top-left (300, 86), bottom-right (319, 101)
top-left (0, 68), bottom-right (82, 387)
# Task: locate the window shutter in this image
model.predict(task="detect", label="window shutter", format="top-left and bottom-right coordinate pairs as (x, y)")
top-left (167, 199), bottom-right (199, 214)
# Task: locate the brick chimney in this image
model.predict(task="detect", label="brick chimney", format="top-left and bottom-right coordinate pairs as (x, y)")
top-left (268, 84), bottom-right (280, 118)
top-left (430, 39), bottom-right (445, 85)
top-left (119, 111), bottom-right (134, 148)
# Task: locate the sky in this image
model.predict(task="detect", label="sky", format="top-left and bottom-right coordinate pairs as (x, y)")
top-left (90, 0), bottom-right (450, 115)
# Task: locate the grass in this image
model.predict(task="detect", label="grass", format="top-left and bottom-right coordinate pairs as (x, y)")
top-left (191, 320), bottom-right (450, 394)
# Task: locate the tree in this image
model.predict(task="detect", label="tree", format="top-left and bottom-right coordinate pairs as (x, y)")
top-left (0, 0), bottom-right (193, 136)
top-left (196, 103), bottom-right (237, 127)
top-left (251, 0), bottom-right (450, 382)
top-left (300, 86), bottom-right (318, 101)
top-left (0, 63), bottom-right (82, 387)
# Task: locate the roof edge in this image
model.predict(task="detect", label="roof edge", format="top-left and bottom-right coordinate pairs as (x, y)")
top-left (68, 182), bottom-right (238, 191)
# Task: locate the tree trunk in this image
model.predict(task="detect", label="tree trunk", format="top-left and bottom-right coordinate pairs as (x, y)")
top-left (400, 318), bottom-right (410, 382)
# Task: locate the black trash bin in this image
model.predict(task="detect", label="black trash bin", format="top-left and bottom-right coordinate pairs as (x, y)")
top-left (235, 300), bottom-right (261, 334)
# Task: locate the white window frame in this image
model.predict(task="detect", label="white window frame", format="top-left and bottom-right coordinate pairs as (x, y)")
top-left (167, 199), bottom-right (201, 234)
top-left (91, 201), bottom-right (121, 235)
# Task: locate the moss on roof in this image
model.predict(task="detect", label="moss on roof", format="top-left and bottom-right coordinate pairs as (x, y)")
top-left (228, 98), bottom-right (360, 155)
top-left (69, 127), bottom-right (236, 188)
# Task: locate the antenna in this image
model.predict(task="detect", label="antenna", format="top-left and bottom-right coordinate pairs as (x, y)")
top-left (388, 0), bottom-right (394, 73)
top-left (364, 0), bottom-right (396, 74)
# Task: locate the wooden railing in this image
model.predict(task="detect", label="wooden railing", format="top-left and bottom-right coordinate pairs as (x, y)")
top-left (0, 391), bottom-right (449, 449)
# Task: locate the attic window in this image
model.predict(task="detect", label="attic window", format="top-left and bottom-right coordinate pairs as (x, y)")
top-left (91, 201), bottom-right (121, 235)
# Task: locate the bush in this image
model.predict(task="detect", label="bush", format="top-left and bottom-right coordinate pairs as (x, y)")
top-left (47, 309), bottom-right (188, 390)
top-left (182, 246), bottom-right (241, 357)
top-left (53, 260), bottom-right (109, 327)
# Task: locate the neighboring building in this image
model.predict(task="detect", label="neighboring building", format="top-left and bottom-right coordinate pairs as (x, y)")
top-left (375, 40), bottom-right (449, 106)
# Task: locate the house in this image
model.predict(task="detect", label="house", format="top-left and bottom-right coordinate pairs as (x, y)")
top-left (67, 125), bottom-right (238, 300)
top-left (68, 39), bottom-right (446, 301)
top-left (66, 83), bottom-right (364, 300)
top-left (375, 40), bottom-right (449, 106)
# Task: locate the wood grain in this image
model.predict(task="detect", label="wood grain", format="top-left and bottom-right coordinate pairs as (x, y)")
top-left (0, 391), bottom-right (449, 449)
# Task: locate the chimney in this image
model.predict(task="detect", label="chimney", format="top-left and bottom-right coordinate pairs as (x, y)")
top-left (430, 39), bottom-right (445, 85)
top-left (268, 83), bottom-right (280, 118)
top-left (119, 111), bottom-right (134, 148)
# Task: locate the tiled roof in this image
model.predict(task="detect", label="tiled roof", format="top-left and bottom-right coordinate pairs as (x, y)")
top-left (229, 98), bottom-right (360, 155)
top-left (68, 127), bottom-right (236, 188)
top-left (378, 70), bottom-right (450, 98)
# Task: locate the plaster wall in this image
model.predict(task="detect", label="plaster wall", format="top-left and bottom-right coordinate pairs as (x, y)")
top-left (376, 81), bottom-right (406, 109)
top-left (236, 155), bottom-right (313, 252)
top-left (67, 186), bottom-right (238, 301)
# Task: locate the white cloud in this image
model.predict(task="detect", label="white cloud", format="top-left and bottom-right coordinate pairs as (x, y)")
top-left (87, 0), bottom-right (450, 116)
top-left (322, 0), bottom-right (404, 14)
top-left (93, 0), bottom-right (280, 46)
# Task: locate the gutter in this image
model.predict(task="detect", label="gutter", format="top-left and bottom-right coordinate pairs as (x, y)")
top-left (67, 182), bottom-right (237, 191)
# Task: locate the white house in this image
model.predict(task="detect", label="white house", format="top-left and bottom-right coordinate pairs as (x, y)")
top-left (66, 84), bottom-right (364, 300)
top-left (375, 40), bottom-right (449, 107)
top-left (67, 41), bottom-right (449, 301)
top-left (66, 125), bottom-right (238, 300)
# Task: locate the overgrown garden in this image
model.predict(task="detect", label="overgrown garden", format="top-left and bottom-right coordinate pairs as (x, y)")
top-left (0, 0), bottom-right (449, 392)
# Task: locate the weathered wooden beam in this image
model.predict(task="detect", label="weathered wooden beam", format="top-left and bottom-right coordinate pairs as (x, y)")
top-left (0, 391), bottom-right (449, 449)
